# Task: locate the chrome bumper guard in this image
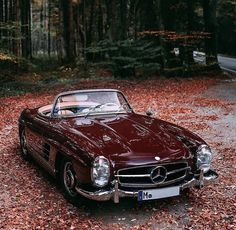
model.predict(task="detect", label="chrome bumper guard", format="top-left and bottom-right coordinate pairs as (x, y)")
top-left (75, 170), bottom-right (218, 203)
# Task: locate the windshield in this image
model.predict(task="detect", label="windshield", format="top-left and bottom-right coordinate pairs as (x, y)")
top-left (52, 91), bottom-right (131, 117)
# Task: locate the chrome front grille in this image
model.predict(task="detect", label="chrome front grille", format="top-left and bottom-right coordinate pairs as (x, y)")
top-left (116, 162), bottom-right (190, 188)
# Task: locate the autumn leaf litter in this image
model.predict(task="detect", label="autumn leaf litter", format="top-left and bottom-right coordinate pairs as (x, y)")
top-left (0, 77), bottom-right (235, 229)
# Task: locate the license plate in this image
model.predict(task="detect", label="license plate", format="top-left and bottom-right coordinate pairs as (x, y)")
top-left (138, 186), bottom-right (180, 201)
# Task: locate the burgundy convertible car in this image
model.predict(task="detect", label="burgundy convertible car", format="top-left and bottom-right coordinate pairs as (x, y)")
top-left (18, 89), bottom-right (218, 203)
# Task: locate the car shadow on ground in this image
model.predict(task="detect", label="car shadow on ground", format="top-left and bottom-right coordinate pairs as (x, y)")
top-left (17, 146), bottom-right (192, 226)
top-left (78, 188), bottom-right (191, 225)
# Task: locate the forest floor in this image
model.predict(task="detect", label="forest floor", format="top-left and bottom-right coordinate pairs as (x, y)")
top-left (0, 73), bottom-right (236, 229)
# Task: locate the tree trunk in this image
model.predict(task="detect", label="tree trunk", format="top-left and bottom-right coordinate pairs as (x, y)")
top-left (57, 0), bottom-right (63, 60)
top-left (4, 0), bottom-right (8, 49)
top-left (61, 0), bottom-right (75, 62)
top-left (0, 0), bottom-right (3, 39)
top-left (203, 0), bottom-right (219, 64)
top-left (186, 0), bottom-right (195, 65)
top-left (120, 0), bottom-right (127, 40)
top-left (133, 0), bottom-right (139, 40)
top-left (156, 0), bottom-right (165, 70)
top-left (4, 0), bottom-right (8, 23)
top-left (105, 0), bottom-right (116, 41)
top-left (40, 1), bottom-right (43, 54)
top-left (13, 0), bottom-right (20, 56)
top-left (9, 0), bottom-right (13, 52)
top-left (20, 0), bottom-right (31, 59)
top-left (68, 1), bottom-right (75, 60)
top-left (87, 0), bottom-right (95, 46)
top-left (141, 0), bottom-right (157, 30)
top-left (48, 0), bottom-right (51, 57)
top-left (98, 0), bottom-right (104, 41)
top-left (160, 0), bottom-right (175, 31)
top-left (75, 4), bottom-right (85, 58)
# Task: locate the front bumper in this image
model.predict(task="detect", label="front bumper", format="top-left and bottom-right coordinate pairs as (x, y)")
top-left (75, 169), bottom-right (218, 203)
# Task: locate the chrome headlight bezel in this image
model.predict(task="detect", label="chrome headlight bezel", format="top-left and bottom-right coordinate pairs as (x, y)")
top-left (91, 156), bottom-right (110, 188)
top-left (196, 144), bottom-right (212, 173)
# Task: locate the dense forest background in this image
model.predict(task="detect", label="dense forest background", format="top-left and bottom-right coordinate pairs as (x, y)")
top-left (0, 0), bottom-right (235, 77)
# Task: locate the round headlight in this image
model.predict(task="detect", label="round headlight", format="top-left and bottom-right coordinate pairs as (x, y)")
top-left (196, 145), bottom-right (212, 173)
top-left (91, 156), bottom-right (110, 187)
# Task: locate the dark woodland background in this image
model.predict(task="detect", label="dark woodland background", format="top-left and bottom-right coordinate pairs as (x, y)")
top-left (0, 0), bottom-right (235, 79)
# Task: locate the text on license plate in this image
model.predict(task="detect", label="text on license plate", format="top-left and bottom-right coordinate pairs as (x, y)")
top-left (138, 186), bottom-right (180, 201)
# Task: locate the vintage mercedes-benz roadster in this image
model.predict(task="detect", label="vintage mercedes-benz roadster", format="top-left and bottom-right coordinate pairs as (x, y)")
top-left (18, 89), bottom-right (218, 203)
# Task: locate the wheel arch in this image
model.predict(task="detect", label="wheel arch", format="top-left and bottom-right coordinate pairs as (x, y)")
top-left (18, 120), bottom-right (25, 133)
top-left (54, 150), bottom-right (91, 184)
top-left (55, 151), bottom-right (66, 178)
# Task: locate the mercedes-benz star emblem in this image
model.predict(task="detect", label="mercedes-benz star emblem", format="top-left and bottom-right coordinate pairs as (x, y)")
top-left (150, 166), bottom-right (167, 184)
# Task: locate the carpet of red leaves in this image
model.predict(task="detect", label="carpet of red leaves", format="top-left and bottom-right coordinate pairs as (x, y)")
top-left (0, 77), bottom-right (235, 229)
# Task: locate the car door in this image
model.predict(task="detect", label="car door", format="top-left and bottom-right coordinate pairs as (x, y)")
top-left (25, 114), bottom-right (55, 175)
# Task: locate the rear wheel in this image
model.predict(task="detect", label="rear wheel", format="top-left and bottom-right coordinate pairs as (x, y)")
top-left (60, 158), bottom-right (79, 204)
top-left (19, 129), bottom-right (30, 160)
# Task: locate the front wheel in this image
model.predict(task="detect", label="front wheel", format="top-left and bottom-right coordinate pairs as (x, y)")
top-left (60, 159), bottom-right (79, 204)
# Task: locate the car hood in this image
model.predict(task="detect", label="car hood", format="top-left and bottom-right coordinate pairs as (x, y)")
top-left (57, 113), bottom-right (204, 169)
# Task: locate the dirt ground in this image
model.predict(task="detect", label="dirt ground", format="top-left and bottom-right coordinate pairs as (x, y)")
top-left (0, 75), bottom-right (235, 229)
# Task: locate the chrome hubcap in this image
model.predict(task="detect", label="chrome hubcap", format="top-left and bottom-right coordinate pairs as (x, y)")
top-left (63, 162), bottom-right (77, 196)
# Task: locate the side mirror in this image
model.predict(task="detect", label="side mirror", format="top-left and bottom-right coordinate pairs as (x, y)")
top-left (146, 108), bottom-right (155, 117)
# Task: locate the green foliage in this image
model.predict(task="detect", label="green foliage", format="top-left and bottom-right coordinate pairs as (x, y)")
top-left (0, 81), bottom-right (35, 97)
top-left (31, 55), bottom-right (62, 71)
top-left (0, 51), bottom-right (30, 73)
top-left (86, 38), bottom-right (162, 78)
top-left (164, 63), bottom-right (220, 77)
